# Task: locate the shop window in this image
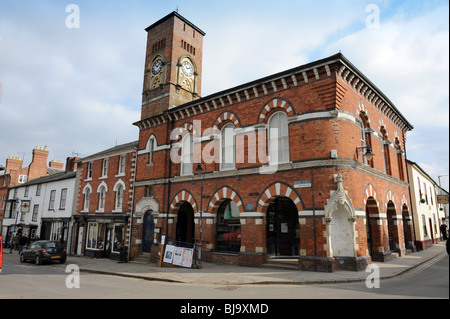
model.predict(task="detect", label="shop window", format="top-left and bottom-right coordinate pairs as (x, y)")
top-left (86, 222), bottom-right (106, 250)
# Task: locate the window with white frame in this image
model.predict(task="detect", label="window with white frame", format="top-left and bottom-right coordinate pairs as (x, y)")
top-left (59, 188), bottom-right (67, 210)
top-left (18, 175), bottom-right (28, 183)
top-left (181, 133), bottom-right (193, 175)
top-left (98, 186), bottom-right (106, 211)
top-left (32, 204), bottom-right (39, 222)
top-left (115, 184), bottom-right (124, 210)
top-left (83, 185), bottom-right (91, 212)
top-left (220, 124), bottom-right (235, 170)
top-left (118, 155), bottom-right (126, 175)
top-left (87, 162), bottom-right (93, 179)
top-left (86, 222), bottom-right (99, 249)
top-left (36, 184), bottom-right (41, 196)
top-left (49, 190), bottom-right (56, 210)
top-left (102, 158), bottom-right (109, 177)
top-left (268, 112), bottom-right (289, 165)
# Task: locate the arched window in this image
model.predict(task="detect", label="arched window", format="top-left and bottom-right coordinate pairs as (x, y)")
top-left (220, 123), bottom-right (235, 170)
top-left (215, 200), bottom-right (241, 253)
top-left (268, 112), bottom-right (289, 165)
top-left (83, 188), bottom-right (91, 211)
top-left (181, 133), bottom-right (193, 175)
top-left (359, 114), bottom-right (373, 166)
top-left (381, 127), bottom-right (392, 175)
top-left (148, 136), bottom-right (155, 165)
top-left (98, 186), bottom-right (106, 210)
top-left (115, 184), bottom-right (124, 210)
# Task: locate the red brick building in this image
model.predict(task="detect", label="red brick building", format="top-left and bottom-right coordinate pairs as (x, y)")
top-left (129, 12), bottom-right (414, 271)
top-left (71, 141), bottom-right (137, 259)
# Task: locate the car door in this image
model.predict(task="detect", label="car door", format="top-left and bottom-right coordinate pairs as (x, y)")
top-left (26, 243), bottom-right (38, 260)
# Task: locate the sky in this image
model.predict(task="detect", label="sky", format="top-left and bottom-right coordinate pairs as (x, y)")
top-left (0, 0), bottom-right (448, 191)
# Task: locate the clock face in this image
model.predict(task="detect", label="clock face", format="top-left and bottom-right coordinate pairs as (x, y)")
top-left (181, 61), bottom-right (194, 77)
top-left (152, 59), bottom-right (163, 75)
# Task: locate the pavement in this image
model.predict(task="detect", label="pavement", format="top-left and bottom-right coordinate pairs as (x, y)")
top-left (60, 242), bottom-right (448, 286)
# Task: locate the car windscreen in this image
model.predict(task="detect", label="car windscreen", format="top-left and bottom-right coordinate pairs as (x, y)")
top-left (43, 242), bottom-right (63, 249)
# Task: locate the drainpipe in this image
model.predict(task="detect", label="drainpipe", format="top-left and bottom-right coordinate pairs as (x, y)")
top-left (403, 131), bottom-right (417, 251)
top-left (311, 168), bottom-right (317, 272)
top-left (162, 116), bottom-right (175, 261)
top-left (128, 146), bottom-right (138, 261)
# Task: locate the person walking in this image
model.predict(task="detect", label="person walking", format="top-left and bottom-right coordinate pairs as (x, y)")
top-left (9, 232), bottom-right (15, 253)
top-left (13, 233), bottom-right (21, 251)
top-left (440, 223), bottom-right (448, 240)
top-left (19, 234), bottom-right (28, 254)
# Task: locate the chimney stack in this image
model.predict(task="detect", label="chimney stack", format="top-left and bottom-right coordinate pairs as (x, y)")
top-left (5, 155), bottom-right (23, 173)
top-left (65, 157), bottom-right (80, 173)
top-left (49, 159), bottom-right (64, 170)
top-left (27, 146), bottom-right (49, 181)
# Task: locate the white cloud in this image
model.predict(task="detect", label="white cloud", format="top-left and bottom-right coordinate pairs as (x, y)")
top-left (323, 5), bottom-right (449, 128)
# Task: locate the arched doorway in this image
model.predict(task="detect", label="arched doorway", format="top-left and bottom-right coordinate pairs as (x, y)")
top-left (365, 197), bottom-right (378, 258)
top-left (215, 199), bottom-right (241, 253)
top-left (266, 197), bottom-right (299, 257)
top-left (402, 204), bottom-right (413, 251)
top-left (386, 201), bottom-right (397, 252)
top-left (176, 202), bottom-right (195, 246)
top-left (142, 210), bottom-right (154, 253)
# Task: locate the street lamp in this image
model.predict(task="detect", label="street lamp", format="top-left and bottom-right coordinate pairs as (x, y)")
top-left (356, 146), bottom-right (375, 161)
top-left (195, 162), bottom-right (207, 269)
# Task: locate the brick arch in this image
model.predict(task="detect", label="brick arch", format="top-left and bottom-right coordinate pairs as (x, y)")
top-left (385, 189), bottom-right (396, 211)
top-left (207, 186), bottom-right (244, 214)
top-left (357, 101), bottom-right (371, 125)
top-left (256, 181), bottom-right (304, 213)
top-left (401, 193), bottom-right (409, 208)
top-left (257, 98), bottom-right (295, 124)
top-left (172, 121), bottom-right (200, 140)
top-left (210, 111), bottom-right (242, 135)
top-left (363, 183), bottom-right (379, 208)
top-left (170, 189), bottom-right (198, 214)
top-left (378, 118), bottom-right (387, 134)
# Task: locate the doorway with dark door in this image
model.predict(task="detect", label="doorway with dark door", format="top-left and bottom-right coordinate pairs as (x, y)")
top-left (142, 210), bottom-right (154, 253)
top-left (266, 197), bottom-right (299, 257)
top-left (176, 202), bottom-right (195, 247)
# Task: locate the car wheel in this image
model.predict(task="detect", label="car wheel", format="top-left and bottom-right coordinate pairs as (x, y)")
top-left (20, 253), bottom-right (26, 263)
top-left (60, 257), bottom-right (66, 264)
top-left (35, 255), bottom-right (42, 265)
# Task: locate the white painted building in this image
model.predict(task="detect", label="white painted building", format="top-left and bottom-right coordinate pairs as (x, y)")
top-left (407, 160), bottom-right (446, 250)
top-left (2, 170), bottom-right (77, 248)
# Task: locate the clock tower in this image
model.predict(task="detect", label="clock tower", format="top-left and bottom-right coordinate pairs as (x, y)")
top-left (141, 12), bottom-right (205, 120)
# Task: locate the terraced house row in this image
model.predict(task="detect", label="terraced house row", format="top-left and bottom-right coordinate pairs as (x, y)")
top-left (1, 12), bottom-right (447, 271)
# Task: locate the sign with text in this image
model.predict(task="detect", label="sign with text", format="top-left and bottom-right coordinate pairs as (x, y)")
top-left (437, 195), bottom-right (449, 204)
top-left (294, 180), bottom-right (312, 188)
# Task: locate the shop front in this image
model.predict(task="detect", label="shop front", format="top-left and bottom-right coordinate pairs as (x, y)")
top-left (73, 214), bottom-right (128, 260)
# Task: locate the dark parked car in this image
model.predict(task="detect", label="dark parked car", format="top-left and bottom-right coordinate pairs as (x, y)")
top-left (20, 240), bottom-right (67, 265)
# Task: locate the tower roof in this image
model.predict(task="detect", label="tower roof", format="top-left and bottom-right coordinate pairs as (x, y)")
top-left (145, 11), bottom-right (206, 36)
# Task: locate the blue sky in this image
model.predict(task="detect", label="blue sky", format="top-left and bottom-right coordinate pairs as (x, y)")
top-left (0, 0), bottom-right (448, 190)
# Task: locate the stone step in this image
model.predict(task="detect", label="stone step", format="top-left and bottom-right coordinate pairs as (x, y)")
top-left (130, 252), bottom-right (151, 264)
top-left (262, 258), bottom-right (299, 270)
